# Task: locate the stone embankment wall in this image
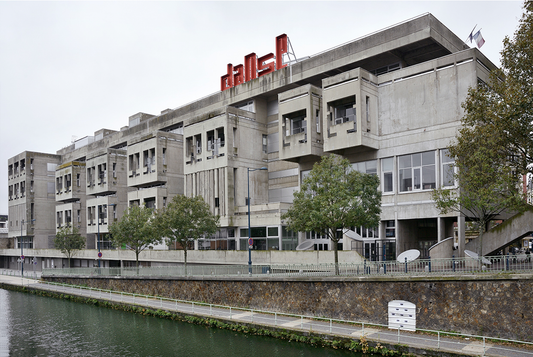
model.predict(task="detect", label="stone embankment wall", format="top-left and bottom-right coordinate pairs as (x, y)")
top-left (44, 274), bottom-right (533, 342)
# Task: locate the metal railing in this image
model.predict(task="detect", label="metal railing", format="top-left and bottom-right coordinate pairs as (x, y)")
top-left (33, 280), bottom-right (533, 356)
top-left (41, 254), bottom-right (533, 278)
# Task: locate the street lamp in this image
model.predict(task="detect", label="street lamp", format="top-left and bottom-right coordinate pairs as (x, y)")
top-left (247, 166), bottom-right (267, 274)
top-left (20, 218), bottom-right (35, 277)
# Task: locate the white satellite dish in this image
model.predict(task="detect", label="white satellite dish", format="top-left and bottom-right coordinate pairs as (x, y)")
top-left (296, 239), bottom-right (315, 251)
top-left (464, 250), bottom-right (492, 265)
top-left (397, 249), bottom-right (420, 263)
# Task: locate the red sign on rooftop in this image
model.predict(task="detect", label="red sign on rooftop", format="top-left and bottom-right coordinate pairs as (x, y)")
top-left (221, 34), bottom-right (288, 91)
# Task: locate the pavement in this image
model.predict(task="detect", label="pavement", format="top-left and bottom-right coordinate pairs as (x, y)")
top-left (1, 272), bottom-right (532, 357)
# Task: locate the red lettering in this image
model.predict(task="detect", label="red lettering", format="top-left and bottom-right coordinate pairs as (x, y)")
top-left (244, 53), bottom-right (257, 82)
top-left (221, 64), bottom-right (234, 91)
top-left (233, 64), bottom-right (244, 86)
top-left (276, 34), bottom-right (288, 70)
top-left (220, 35), bottom-right (289, 91)
top-left (257, 53), bottom-right (275, 77)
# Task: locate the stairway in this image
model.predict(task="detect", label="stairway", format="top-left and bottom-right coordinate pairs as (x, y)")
top-left (465, 208), bottom-right (533, 256)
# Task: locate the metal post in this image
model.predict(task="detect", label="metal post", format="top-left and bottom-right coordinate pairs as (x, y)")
top-left (428, 256), bottom-right (431, 272)
top-left (247, 168), bottom-right (251, 274)
top-left (97, 209), bottom-right (101, 268)
top-left (452, 255), bottom-right (455, 272)
top-left (20, 219), bottom-right (24, 277)
top-left (247, 167), bottom-right (267, 275)
top-left (398, 327), bottom-right (400, 343)
top-left (405, 257), bottom-right (408, 273)
top-left (438, 331), bottom-right (440, 349)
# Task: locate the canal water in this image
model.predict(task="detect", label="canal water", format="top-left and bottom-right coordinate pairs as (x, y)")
top-left (0, 289), bottom-right (362, 356)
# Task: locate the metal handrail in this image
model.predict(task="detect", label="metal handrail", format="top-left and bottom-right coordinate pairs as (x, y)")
top-left (41, 254), bottom-right (533, 278)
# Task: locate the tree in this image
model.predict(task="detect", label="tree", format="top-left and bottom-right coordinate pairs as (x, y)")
top-left (155, 195), bottom-right (219, 272)
top-left (432, 113), bottom-right (527, 257)
top-left (462, 0), bottom-right (533, 176)
top-left (108, 204), bottom-right (159, 268)
top-left (281, 155), bottom-right (382, 274)
top-left (432, 0), bottom-right (532, 258)
top-left (54, 224), bottom-right (86, 268)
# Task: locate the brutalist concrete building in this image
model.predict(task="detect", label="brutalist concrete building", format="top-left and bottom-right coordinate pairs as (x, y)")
top-left (4, 14), bottom-right (498, 268)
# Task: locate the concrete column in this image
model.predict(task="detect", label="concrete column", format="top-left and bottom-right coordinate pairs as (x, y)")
top-left (457, 214), bottom-right (466, 257)
top-left (437, 216), bottom-right (444, 242)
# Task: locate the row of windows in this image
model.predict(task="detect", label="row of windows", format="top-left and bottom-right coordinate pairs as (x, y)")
top-left (301, 149), bottom-right (455, 194)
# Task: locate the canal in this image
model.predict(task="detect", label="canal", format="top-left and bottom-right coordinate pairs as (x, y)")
top-left (0, 288), bottom-right (362, 356)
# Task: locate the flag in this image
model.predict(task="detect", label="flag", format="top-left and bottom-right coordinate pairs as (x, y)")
top-left (466, 25), bottom-right (477, 43)
top-left (473, 30), bottom-right (485, 48)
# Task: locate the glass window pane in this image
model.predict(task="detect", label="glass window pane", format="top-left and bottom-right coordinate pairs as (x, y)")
top-left (384, 172), bottom-right (393, 192)
top-left (365, 160), bottom-right (377, 174)
top-left (422, 165), bottom-right (436, 189)
top-left (399, 168), bottom-right (412, 191)
top-left (412, 153), bottom-right (421, 167)
top-left (267, 227), bottom-right (278, 237)
top-left (442, 163), bottom-right (454, 187)
top-left (382, 157), bottom-right (393, 172)
top-left (399, 155), bottom-right (411, 169)
top-left (442, 149), bottom-right (454, 163)
top-left (422, 151), bottom-right (435, 165)
top-left (414, 168), bottom-right (421, 189)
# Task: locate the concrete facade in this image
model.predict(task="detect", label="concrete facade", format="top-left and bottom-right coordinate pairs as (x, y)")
top-left (4, 14), bottom-right (503, 266)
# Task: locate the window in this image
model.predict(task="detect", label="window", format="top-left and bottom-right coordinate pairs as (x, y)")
top-left (217, 128), bottom-right (225, 147)
top-left (162, 148), bottom-right (166, 165)
top-left (262, 135), bottom-right (268, 153)
top-left (195, 134), bottom-right (202, 154)
top-left (235, 100), bottom-right (254, 113)
top-left (385, 220), bottom-right (395, 237)
top-left (329, 96), bottom-right (356, 125)
top-left (76, 174), bottom-right (80, 187)
top-left (382, 157), bottom-right (394, 193)
top-left (112, 163), bottom-right (116, 178)
top-left (207, 130), bottom-right (215, 151)
top-left (351, 160), bottom-right (377, 175)
top-left (441, 149), bottom-right (455, 187)
top-left (215, 197), bottom-right (220, 208)
top-left (399, 151), bottom-right (435, 192)
top-left (316, 109), bottom-right (321, 133)
top-left (284, 109), bottom-right (307, 136)
top-left (366, 96), bottom-right (370, 123)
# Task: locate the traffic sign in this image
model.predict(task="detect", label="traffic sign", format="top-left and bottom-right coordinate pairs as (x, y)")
top-left (98, 252), bottom-right (102, 258)
top-left (20, 255), bottom-right (25, 260)
top-left (248, 238), bottom-right (253, 245)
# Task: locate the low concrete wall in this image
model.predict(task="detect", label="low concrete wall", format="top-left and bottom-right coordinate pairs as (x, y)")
top-left (44, 274), bottom-right (533, 342)
top-left (0, 248), bottom-right (365, 267)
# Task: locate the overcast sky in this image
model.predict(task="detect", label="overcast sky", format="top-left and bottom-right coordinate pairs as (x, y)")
top-left (0, 1), bottom-right (526, 215)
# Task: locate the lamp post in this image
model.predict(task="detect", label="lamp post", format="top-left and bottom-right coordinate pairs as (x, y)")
top-left (20, 219), bottom-right (24, 277)
top-left (97, 205), bottom-right (101, 268)
top-left (247, 166), bottom-right (267, 274)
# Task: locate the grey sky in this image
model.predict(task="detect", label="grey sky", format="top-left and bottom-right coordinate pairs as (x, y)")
top-left (0, 1), bottom-right (525, 215)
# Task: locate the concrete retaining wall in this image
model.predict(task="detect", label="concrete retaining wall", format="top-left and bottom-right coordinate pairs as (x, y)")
top-left (44, 274), bottom-right (533, 342)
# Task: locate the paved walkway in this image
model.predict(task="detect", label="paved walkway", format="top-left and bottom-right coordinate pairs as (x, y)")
top-left (1, 274), bottom-right (531, 357)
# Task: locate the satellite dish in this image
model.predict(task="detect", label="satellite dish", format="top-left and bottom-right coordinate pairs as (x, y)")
top-left (397, 249), bottom-right (420, 263)
top-left (464, 250), bottom-right (492, 265)
top-left (296, 239), bottom-right (315, 251)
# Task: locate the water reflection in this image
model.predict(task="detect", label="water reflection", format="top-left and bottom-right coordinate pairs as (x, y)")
top-left (0, 289), bottom-right (360, 357)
